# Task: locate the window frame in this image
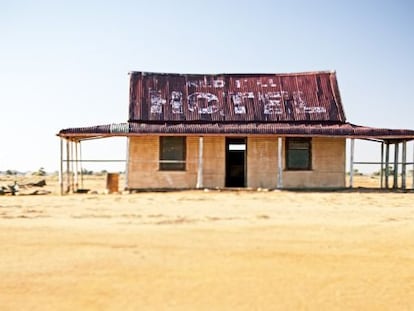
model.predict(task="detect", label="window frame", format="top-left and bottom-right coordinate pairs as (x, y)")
top-left (285, 137), bottom-right (312, 171)
top-left (159, 136), bottom-right (186, 171)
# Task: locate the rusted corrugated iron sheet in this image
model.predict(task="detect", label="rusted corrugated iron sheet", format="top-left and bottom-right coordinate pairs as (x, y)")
top-left (128, 122), bottom-right (414, 138)
top-left (58, 122), bottom-right (414, 140)
top-left (129, 71), bottom-right (346, 123)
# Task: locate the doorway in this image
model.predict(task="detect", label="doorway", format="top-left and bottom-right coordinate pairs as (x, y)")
top-left (225, 138), bottom-right (247, 187)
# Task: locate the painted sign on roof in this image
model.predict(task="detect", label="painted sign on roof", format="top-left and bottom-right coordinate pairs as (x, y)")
top-left (129, 71), bottom-right (346, 123)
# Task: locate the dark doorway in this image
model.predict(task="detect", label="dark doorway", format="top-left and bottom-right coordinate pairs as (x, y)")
top-left (225, 138), bottom-right (247, 187)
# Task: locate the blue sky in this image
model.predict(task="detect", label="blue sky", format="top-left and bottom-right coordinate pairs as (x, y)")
top-left (1, 0), bottom-right (413, 173)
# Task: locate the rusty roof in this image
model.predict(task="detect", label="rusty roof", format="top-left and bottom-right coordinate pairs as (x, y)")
top-left (129, 71), bottom-right (346, 123)
top-left (58, 122), bottom-right (414, 141)
top-left (57, 70), bottom-right (414, 141)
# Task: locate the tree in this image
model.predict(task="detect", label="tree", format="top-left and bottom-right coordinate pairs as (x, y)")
top-left (373, 166), bottom-right (395, 176)
top-left (32, 167), bottom-right (47, 176)
top-left (81, 168), bottom-right (94, 175)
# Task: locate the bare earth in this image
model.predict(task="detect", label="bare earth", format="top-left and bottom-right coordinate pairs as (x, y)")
top-left (1, 176), bottom-right (413, 310)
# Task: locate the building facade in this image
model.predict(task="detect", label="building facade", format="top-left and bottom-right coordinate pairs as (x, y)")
top-left (127, 136), bottom-right (345, 189)
top-left (58, 71), bottom-right (414, 192)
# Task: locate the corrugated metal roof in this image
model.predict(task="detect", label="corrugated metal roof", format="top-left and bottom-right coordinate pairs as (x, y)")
top-left (58, 122), bottom-right (414, 140)
top-left (129, 71), bottom-right (346, 123)
top-left (57, 70), bottom-right (414, 141)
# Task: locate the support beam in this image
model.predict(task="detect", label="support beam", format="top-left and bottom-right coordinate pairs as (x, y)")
top-left (385, 142), bottom-right (390, 189)
top-left (70, 141), bottom-right (75, 192)
top-left (125, 138), bottom-right (130, 191)
top-left (59, 138), bottom-right (64, 195)
top-left (66, 140), bottom-right (70, 193)
top-left (393, 143), bottom-right (399, 189)
top-left (380, 142), bottom-right (384, 189)
top-left (196, 136), bottom-right (204, 189)
top-left (79, 141), bottom-right (84, 189)
top-left (277, 137), bottom-right (283, 189)
top-left (74, 141), bottom-right (79, 192)
top-left (349, 138), bottom-right (355, 188)
top-left (402, 141), bottom-right (407, 190)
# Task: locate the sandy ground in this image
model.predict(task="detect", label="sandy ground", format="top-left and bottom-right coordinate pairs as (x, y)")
top-left (1, 176), bottom-right (414, 310)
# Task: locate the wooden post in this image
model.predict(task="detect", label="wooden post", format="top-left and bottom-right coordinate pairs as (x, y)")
top-left (277, 137), bottom-right (283, 189)
top-left (393, 142), bottom-right (399, 189)
top-left (402, 141), bottom-right (407, 190)
top-left (66, 140), bottom-right (70, 193)
top-left (385, 142), bottom-right (390, 189)
top-left (124, 137), bottom-right (129, 191)
top-left (196, 136), bottom-right (204, 189)
top-left (70, 141), bottom-right (75, 193)
top-left (349, 138), bottom-right (355, 188)
top-left (59, 138), bottom-right (64, 195)
top-left (79, 141), bottom-right (84, 189)
top-left (74, 141), bottom-right (79, 192)
top-left (380, 141), bottom-right (384, 189)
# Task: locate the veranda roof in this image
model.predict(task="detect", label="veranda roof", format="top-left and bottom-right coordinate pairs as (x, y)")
top-left (57, 122), bottom-right (414, 141)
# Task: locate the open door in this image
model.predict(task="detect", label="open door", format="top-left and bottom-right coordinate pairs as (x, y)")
top-left (225, 138), bottom-right (246, 187)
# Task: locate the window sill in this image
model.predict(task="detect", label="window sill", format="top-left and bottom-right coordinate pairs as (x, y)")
top-left (158, 170), bottom-right (187, 172)
top-left (284, 169), bottom-right (313, 172)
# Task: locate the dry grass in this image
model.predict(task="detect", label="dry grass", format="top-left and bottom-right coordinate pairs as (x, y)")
top-left (1, 175), bottom-right (414, 310)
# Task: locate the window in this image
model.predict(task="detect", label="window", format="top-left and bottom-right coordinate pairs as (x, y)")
top-left (286, 138), bottom-right (312, 170)
top-left (159, 137), bottom-right (186, 171)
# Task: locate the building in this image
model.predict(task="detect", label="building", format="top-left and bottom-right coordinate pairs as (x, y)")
top-left (58, 71), bottom-right (414, 192)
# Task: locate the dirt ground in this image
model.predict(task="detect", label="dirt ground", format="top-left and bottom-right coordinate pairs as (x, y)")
top-left (1, 175), bottom-right (414, 310)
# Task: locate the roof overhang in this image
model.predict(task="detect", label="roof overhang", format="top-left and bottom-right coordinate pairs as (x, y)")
top-left (57, 122), bottom-right (414, 142)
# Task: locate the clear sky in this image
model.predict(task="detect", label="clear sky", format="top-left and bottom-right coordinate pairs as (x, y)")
top-left (1, 0), bottom-right (413, 173)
